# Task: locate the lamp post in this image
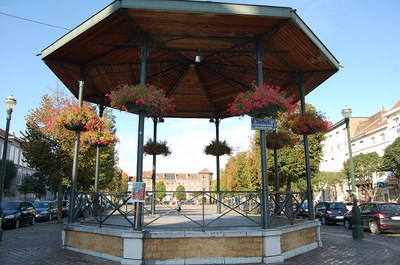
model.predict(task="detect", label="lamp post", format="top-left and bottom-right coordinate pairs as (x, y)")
top-left (342, 105), bottom-right (363, 240)
top-left (0, 95), bottom-right (17, 204)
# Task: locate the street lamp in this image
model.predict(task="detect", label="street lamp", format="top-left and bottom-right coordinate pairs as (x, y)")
top-left (0, 95), bottom-right (17, 204)
top-left (342, 105), bottom-right (364, 240)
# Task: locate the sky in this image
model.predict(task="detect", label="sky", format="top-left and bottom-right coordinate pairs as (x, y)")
top-left (0, 0), bottom-right (399, 177)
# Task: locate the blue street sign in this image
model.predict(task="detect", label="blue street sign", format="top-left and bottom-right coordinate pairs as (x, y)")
top-left (251, 118), bottom-right (276, 130)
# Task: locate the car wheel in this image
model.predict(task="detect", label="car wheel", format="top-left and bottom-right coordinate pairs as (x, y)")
top-left (321, 216), bottom-right (328, 225)
top-left (30, 217), bottom-right (35, 225)
top-left (369, 221), bottom-right (380, 235)
top-left (344, 219), bottom-right (352, 229)
top-left (15, 218), bottom-right (20, 229)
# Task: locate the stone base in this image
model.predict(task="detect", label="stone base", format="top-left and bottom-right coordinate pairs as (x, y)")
top-left (62, 221), bottom-right (321, 264)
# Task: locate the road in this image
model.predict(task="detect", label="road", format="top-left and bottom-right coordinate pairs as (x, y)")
top-left (0, 220), bottom-right (399, 264)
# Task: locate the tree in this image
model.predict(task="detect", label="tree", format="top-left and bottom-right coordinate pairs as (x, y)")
top-left (175, 185), bottom-right (186, 201)
top-left (224, 103), bottom-right (325, 193)
top-left (383, 137), bottom-right (400, 177)
top-left (155, 181), bottom-right (166, 201)
top-left (313, 171), bottom-right (346, 201)
top-left (343, 152), bottom-right (382, 202)
top-left (21, 86), bottom-right (119, 222)
top-left (0, 160), bottom-right (17, 195)
top-left (18, 172), bottom-right (46, 199)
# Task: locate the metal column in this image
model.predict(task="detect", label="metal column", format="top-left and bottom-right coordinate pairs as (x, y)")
top-left (134, 33), bottom-right (149, 230)
top-left (256, 38), bottom-right (270, 229)
top-left (299, 74), bottom-right (314, 220)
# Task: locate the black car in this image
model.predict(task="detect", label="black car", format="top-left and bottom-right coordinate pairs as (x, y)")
top-left (1, 201), bottom-right (36, 229)
top-left (343, 202), bottom-right (400, 234)
top-left (315, 201), bottom-right (348, 225)
top-left (33, 200), bottom-right (58, 221)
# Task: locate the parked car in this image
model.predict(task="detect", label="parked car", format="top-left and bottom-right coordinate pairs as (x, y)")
top-left (33, 200), bottom-right (58, 221)
top-left (1, 201), bottom-right (36, 229)
top-left (294, 200), bottom-right (309, 219)
top-left (56, 200), bottom-right (69, 218)
top-left (315, 201), bottom-right (348, 225)
top-left (343, 202), bottom-right (400, 234)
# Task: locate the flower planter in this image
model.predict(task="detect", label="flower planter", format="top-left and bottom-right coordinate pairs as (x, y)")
top-left (107, 84), bottom-right (175, 117)
top-left (227, 83), bottom-right (296, 117)
top-left (143, 139), bottom-right (171, 157)
top-left (125, 101), bottom-right (156, 116)
top-left (291, 127), bottom-right (317, 135)
top-left (248, 104), bottom-right (278, 118)
top-left (64, 122), bottom-right (88, 132)
top-left (204, 139), bottom-right (232, 156)
top-left (265, 131), bottom-right (296, 149)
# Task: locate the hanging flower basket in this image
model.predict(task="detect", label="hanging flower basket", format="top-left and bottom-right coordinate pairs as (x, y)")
top-left (106, 83), bottom-right (176, 117)
top-left (57, 101), bottom-right (99, 132)
top-left (227, 82), bottom-right (296, 118)
top-left (286, 109), bottom-right (332, 135)
top-left (265, 131), bottom-right (297, 149)
top-left (143, 138), bottom-right (171, 157)
top-left (204, 139), bottom-right (233, 156)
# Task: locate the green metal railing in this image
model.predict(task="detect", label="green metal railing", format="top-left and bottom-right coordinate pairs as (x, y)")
top-left (69, 190), bottom-right (307, 230)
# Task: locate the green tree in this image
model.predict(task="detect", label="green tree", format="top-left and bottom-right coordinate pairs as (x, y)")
top-left (0, 160), bottom-right (17, 195)
top-left (313, 171), bottom-right (346, 200)
top-left (222, 103), bottom-right (325, 194)
top-left (155, 181), bottom-right (166, 201)
top-left (175, 185), bottom-right (186, 201)
top-left (343, 152), bottom-right (382, 202)
top-left (383, 137), bottom-right (400, 177)
top-left (18, 172), bottom-right (47, 199)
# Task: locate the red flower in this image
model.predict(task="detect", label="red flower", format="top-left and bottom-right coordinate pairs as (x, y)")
top-left (227, 83), bottom-right (296, 117)
top-left (107, 84), bottom-right (175, 117)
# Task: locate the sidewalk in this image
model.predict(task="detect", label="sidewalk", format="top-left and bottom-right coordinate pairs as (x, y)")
top-left (1, 221), bottom-right (399, 264)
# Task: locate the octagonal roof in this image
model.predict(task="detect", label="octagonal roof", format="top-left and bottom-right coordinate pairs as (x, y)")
top-left (41, 0), bottom-right (340, 119)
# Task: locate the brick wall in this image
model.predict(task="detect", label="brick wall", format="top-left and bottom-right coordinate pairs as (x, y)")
top-left (280, 227), bottom-right (316, 253)
top-left (144, 236), bottom-right (263, 259)
top-left (65, 230), bottom-right (123, 257)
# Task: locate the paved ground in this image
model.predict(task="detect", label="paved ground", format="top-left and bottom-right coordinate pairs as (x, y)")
top-left (1, 221), bottom-right (399, 264)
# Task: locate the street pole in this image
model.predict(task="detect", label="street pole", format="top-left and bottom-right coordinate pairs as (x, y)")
top-left (342, 106), bottom-right (364, 240)
top-left (0, 95), bottom-right (17, 242)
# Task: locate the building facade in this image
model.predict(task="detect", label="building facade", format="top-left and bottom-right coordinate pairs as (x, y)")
top-left (128, 168), bottom-right (213, 203)
top-left (1, 129), bottom-right (36, 199)
top-left (319, 101), bottom-right (400, 202)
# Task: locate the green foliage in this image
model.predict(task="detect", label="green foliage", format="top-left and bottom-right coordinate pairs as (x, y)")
top-left (18, 172), bottom-right (47, 199)
top-left (343, 152), bottom-right (382, 201)
top-left (0, 160), bottom-right (17, 191)
top-left (155, 181), bottom-right (166, 200)
top-left (21, 88), bottom-right (120, 196)
top-left (383, 137), bottom-right (400, 177)
top-left (175, 185), bottom-right (186, 201)
top-left (222, 103), bottom-right (326, 193)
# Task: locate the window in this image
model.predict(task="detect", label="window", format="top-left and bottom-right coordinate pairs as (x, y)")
top-left (371, 137), bottom-right (375, 145)
top-left (380, 133), bottom-right (385, 142)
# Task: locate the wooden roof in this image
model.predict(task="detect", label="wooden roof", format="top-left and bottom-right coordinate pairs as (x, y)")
top-left (41, 0), bottom-right (340, 119)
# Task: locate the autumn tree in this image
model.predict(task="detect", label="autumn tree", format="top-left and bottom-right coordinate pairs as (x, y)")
top-left (22, 86), bottom-right (119, 222)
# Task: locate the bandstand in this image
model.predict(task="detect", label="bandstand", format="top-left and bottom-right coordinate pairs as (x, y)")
top-left (40, 1), bottom-right (340, 264)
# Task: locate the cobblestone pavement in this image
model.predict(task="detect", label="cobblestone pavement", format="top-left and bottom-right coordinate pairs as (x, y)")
top-left (1, 221), bottom-right (399, 264)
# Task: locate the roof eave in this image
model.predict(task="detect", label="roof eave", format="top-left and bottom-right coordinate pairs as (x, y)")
top-left (290, 10), bottom-right (341, 70)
